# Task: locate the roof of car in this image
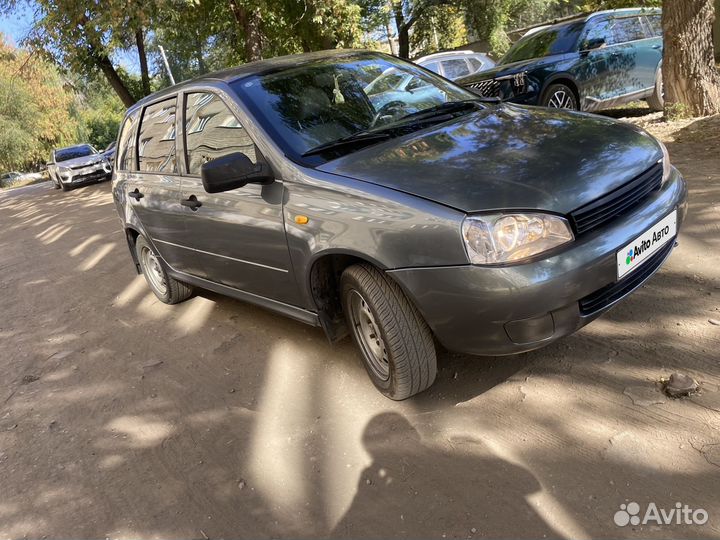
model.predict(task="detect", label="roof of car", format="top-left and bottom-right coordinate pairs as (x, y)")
top-left (415, 50), bottom-right (489, 62)
top-left (519, 7), bottom-right (660, 35)
top-left (130, 49), bottom-right (381, 113)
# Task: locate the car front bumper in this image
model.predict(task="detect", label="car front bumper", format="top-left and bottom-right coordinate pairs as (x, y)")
top-left (389, 167), bottom-right (688, 356)
top-left (60, 164), bottom-right (112, 185)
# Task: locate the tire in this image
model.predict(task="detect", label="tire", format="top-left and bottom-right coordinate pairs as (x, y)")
top-left (541, 83), bottom-right (579, 110)
top-left (135, 235), bottom-right (193, 304)
top-left (647, 67), bottom-right (664, 112)
top-left (60, 182), bottom-right (69, 192)
top-left (341, 263), bottom-right (437, 400)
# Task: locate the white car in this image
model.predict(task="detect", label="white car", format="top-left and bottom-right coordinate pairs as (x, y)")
top-left (415, 50), bottom-right (495, 80)
top-left (47, 144), bottom-right (112, 191)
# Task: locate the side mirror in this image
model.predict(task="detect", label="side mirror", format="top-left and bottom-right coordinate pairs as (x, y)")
top-left (583, 37), bottom-right (605, 51)
top-left (200, 152), bottom-right (274, 194)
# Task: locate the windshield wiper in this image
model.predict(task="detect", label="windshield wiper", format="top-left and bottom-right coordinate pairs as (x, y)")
top-left (392, 100), bottom-right (480, 125)
top-left (302, 131), bottom-right (390, 157)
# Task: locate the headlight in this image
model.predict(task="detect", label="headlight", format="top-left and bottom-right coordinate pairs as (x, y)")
top-left (658, 139), bottom-right (671, 183)
top-left (462, 212), bottom-right (574, 265)
top-left (58, 166), bottom-right (71, 178)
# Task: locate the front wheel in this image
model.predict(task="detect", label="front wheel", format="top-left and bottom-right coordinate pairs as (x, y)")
top-left (341, 263), bottom-right (437, 400)
top-left (541, 83), bottom-right (579, 110)
top-left (136, 235), bottom-right (193, 304)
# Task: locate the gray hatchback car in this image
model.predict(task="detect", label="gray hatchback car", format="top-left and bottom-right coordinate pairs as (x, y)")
top-left (112, 50), bottom-right (687, 400)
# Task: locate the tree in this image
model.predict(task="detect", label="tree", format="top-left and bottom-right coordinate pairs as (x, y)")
top-left (662, 0), bottom-right (720, 116)
top-left (0, 37), bottom-right (78, 171)
top-left (390, 0), bottom-right (453, 58)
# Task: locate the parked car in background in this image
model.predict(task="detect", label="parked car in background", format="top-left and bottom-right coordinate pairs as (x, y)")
top-left (103, 141), bottom-right (116, 164)
top-left (0, 171), bottom-right (22, 188)
top-left (47, 144), bottom-right (112, 191)
top-left (365, 51), bottom-right (494, 109)
top-left (458, 8), bottom-right (664, 112)
top-left (415, 50), bottom-right (495, 80)
top-left (112, 50), bottom-right (686, 400)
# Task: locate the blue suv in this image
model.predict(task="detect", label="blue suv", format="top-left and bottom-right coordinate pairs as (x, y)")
top-left (457, 8), bottom-right (664, 112)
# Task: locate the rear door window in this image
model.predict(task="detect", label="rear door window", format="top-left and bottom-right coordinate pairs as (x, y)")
top-left (184, 92), bottom-right (257, 176)
top-left (611, 17), bottom-right (646, 43)
top-left (644, 14), bottom-right (662, 37)
top-left (138, 97), bottom-right (178, 173)
top-left (441, 59), bottom-right (471, 79)
top-left (468, 57), bottom-right (484, 72)
top-left (116, 110), bottom-right (140, 171)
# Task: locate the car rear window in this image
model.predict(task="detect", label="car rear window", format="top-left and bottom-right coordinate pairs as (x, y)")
top-left (55, 145), bottom-right (95, 162)
top-left (138, 97), bottom-right (177, 173)
top-left (116, 110), bottom-right (140, 171)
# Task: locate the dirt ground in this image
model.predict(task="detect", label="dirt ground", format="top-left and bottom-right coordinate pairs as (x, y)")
top-left (1, 108), bottom-right (719, 540)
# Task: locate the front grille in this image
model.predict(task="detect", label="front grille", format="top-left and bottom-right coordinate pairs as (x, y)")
top-left (569, 162), bottom-right (663, 235)
top-left (465, 79), bottom-right (500, 98)
top-left (579, 237), bottom-right (675, 315)
top-left (71, 161), bottom-right (101, 170)
top-left (73, 169), bottom-right (107, 182)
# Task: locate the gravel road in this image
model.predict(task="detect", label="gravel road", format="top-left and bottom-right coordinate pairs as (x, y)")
top-left (1, 113), bottom-right (719, 539)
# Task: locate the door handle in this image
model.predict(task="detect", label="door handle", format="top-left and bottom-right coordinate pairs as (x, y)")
top-left (652, 44), bottom-right (661, 50)
top-left (129, 189), bottom-right (144, 200)
top-left (181, 195), bottom-right (202, 211)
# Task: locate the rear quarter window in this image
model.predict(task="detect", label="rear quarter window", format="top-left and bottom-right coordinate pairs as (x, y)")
top-left (116, 110), bottom-right (140, 171)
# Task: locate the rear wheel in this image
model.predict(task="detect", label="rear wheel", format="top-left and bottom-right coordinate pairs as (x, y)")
top-left (341, 263), bottom-right (436, 400)
top-left (647, 67), bottom-right (664, 112)
top-left (541, 83), bottom-right (579, 110)
top-left (136, 235), bottom-right (193, 304)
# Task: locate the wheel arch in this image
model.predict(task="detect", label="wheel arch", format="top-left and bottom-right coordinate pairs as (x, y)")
top-left (124, 226), bottom-right (142, 274)
top-left (540, 74), bottom-right (581, 108)
top-left (306, 250), bottom-right (389, 343)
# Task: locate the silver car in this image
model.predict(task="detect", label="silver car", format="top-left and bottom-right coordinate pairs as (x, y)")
top-left (48, 144), bottom-right (112, 191)
top-left (415, 50), bottom-right (495, 80)
top-left (112, 50), bottom-right (687, 400)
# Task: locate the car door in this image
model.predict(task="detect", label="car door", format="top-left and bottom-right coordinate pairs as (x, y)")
top-left (636, 13), bottom-right (663, 89)
top-left (576, 18), bottom-right (616, 104)
top-left (607, 16), bottom-right (648, 96)
top-left (178, 90), bottom-right (301, 306)
top-left (127, 96), bottom-right (191, 274)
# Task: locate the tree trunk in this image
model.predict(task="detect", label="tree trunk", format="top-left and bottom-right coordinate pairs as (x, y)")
top-left (95, 50), bottom-right (137, 107)
top-left (228, 0), bottom-right (263, 62)
top-left (135, 27), bottom-right (151, 96)
top-left (662, 0), bottom-right (720, 116)
top-left (392, 1), bottom-right (410, 58)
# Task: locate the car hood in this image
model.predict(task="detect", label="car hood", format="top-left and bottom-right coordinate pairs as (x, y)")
top-left (56, 155), bottom-right (104, 168)
top-left (316, 104), bottom-right (663, 214)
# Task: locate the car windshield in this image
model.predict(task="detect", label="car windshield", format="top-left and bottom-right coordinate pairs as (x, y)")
top-left (231, 53), bottom-right (477, 161)
top-left (501, 21), bottom-right (584, 64)
top-left (55, 145), bottom-right (96, 162)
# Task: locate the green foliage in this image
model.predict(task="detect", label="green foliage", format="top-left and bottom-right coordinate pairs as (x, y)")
top-left (73, 78), bottom-right (126, 149)
top-left (412, 5), bottom-right (468, 57)
top-left (0, 38), bottom-right (78, 172)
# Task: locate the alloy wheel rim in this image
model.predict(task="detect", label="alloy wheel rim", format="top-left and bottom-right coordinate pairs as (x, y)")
top-left (349, 290), bottom-right (390, 381)
top-left (547, 89), bottom-right (575, 109)
top-left (141, 246), bottom-right (167, 296)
